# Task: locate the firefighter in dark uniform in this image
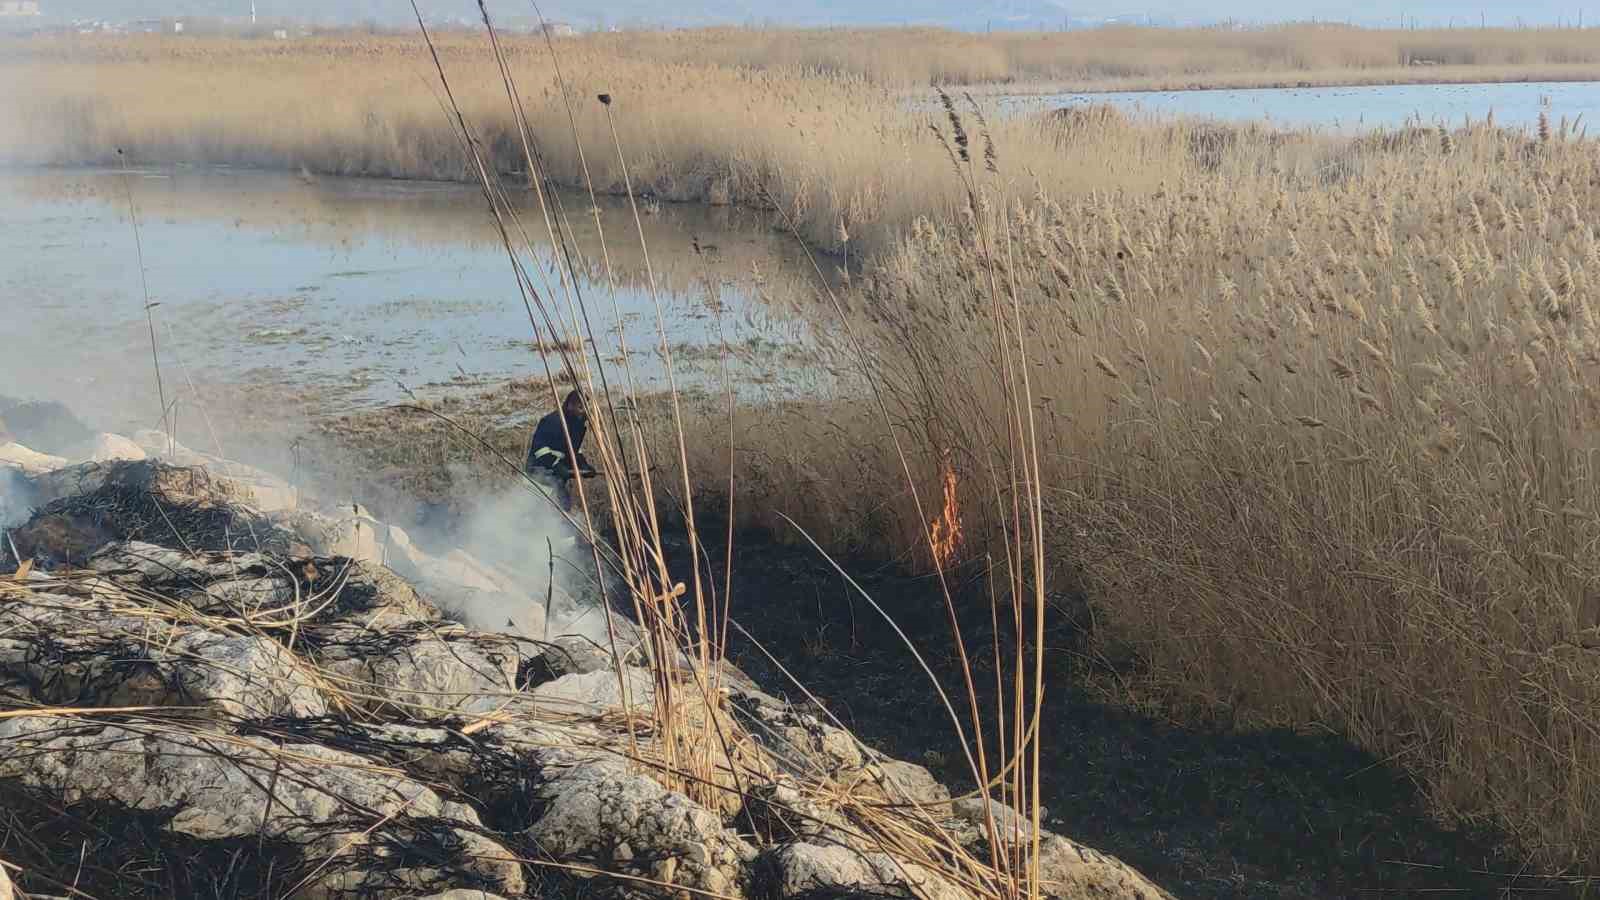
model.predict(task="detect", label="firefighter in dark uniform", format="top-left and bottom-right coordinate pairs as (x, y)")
top-left (525, 389), bottom-right (597, 511)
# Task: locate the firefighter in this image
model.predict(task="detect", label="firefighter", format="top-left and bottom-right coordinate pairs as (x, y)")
top-left (525, 389), bottom-right (597, 511)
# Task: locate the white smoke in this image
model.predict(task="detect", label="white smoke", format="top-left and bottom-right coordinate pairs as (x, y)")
top-left (443, 479), bottom-right (624, 644)
top-left (0, 466), bottom-right (35, 531)
top-left (0, 391), bottom-right (628, 643)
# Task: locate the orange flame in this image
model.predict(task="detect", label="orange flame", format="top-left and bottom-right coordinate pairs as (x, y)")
top-left (930, 457), bottom-right (963, 570)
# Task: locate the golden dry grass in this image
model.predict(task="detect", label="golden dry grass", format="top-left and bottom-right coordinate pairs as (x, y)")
top-left (0, 31), bottom-right (1347, 256)
top-left (0, 32), bottom-right (963, 254)
top-left (572, 24), bottom-right (1600, 91)
top-left (672, 117), bottom-right (1600, 876)
top-left (9, 30), bottom-right (1587, 254)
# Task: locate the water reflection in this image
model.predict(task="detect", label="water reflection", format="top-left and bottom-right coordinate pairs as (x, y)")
top-left (0, 167), bottom-right (846, 432)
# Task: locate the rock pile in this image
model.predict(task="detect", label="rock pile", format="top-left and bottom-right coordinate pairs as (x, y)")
top-left (0, 424), bottom-right (1175, 899)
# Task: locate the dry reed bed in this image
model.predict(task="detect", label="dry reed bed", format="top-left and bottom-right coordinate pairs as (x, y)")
top-left (0, 34), bottom-right (1254, 254)
top-left (9, 32), bottom-right (1583, 254)
top-left (566, 24), bottom-right (1600, 91)
top-left (25, 25), bottom-right (1597, 92)
top-left (729, 120), bottom-right (1600, 875)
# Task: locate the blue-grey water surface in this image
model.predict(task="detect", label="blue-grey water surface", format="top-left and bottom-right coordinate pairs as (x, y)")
top-left (998, 80), bottom-right (1596, 131)
top-left (0, 167), bottom-right (841, 434)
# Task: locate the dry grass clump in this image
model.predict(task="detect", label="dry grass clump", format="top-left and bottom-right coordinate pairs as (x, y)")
top-left (576, 26), bottom-right (1014, 87)
top-left (640, 395), bottom-right (922, 557)
top-left (504, 24), bottom-right (1600, 91)
top-left (0, 32), bottom-right (1264, 256)
top-left (0, 32), bottom-right (867, 250)
top-left (759, 116), bottom-right (1600, 874)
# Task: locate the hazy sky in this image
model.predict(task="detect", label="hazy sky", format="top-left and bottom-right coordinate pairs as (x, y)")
top-left (36, 0), bottom-right (1595, 28)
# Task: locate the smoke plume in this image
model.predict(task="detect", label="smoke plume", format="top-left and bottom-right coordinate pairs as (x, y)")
top-left (0, 466), bottom-right (38, 531)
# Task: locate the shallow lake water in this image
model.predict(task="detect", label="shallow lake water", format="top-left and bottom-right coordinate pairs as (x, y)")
top-left (996, 79), bottom-right (1598, 131)
top-left (0, 166), bottom-right (844, 434)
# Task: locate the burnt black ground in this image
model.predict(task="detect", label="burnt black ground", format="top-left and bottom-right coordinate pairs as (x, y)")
top-left (661, 529), bottom-right (1590, 900)
top-left (0, 786), bottom-right (302, 899)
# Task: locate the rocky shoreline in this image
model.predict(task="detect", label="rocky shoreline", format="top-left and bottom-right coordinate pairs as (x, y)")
top-left (0, 406), bottom-right (1173, 900)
